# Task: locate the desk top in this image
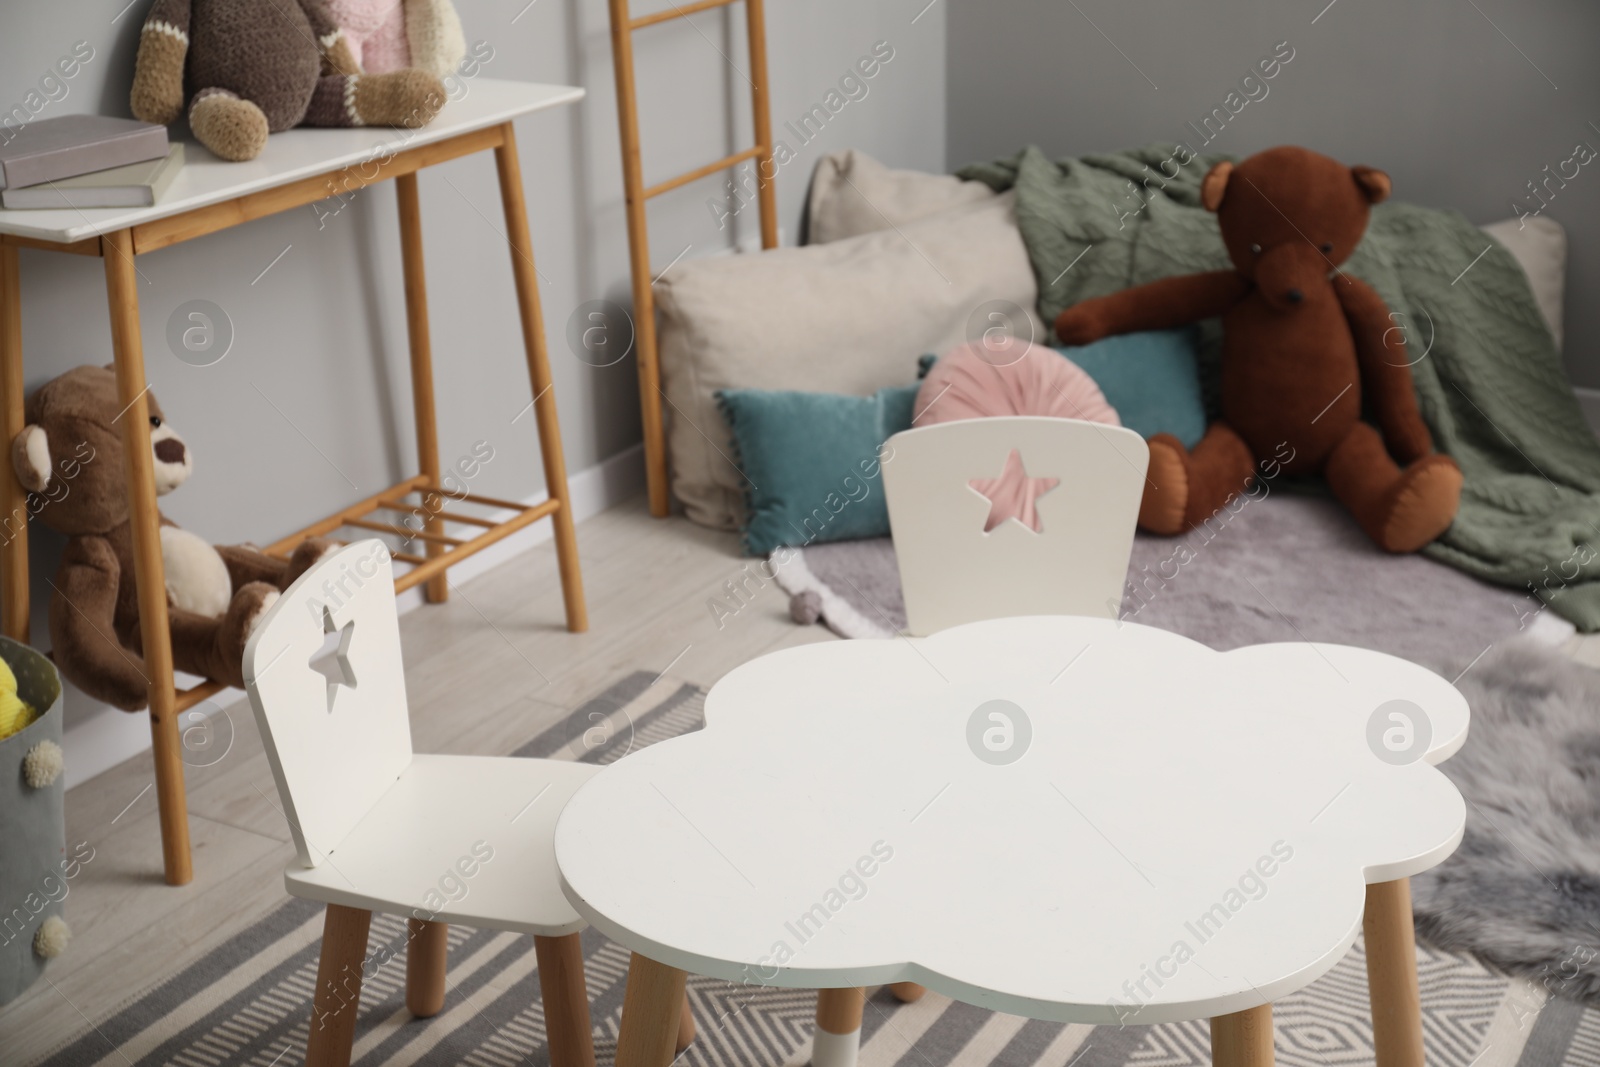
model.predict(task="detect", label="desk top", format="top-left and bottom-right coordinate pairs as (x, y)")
top-left (554, 615), bottom-right (1468, 1026)
top-left (0, 79), bottom-right (583, 245)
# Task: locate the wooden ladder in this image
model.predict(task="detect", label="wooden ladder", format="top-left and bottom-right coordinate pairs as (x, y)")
top-left (607, 0), bottom-right (781, 518)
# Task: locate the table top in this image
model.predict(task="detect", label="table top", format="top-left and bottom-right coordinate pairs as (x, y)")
top-left (0, 79), bottom-right (584, 245)
top-left (554, 615), bottom-right (1468, 1026)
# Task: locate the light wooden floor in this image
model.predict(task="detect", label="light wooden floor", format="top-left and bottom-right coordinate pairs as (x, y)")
top-left (0, 495), bottom-right (830, 1065)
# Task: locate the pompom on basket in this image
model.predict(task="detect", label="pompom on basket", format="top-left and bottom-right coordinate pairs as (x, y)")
top-left (0, 635), bottom-right (68, 1006)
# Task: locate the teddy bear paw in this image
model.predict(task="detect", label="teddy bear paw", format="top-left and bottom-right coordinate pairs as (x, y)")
top-left (1138, 434), bottom-right (1190, 536)
top-left (286, 538), bottom-right (339, 588)
top-left (189, 90), bottom-right (270, 162)
top-left (353, 70), bottom-right (446, 128)
top-left (1378, 454), bottom-right (1463, 553)
top-left (1053, 305), bottom-right (1106, 347)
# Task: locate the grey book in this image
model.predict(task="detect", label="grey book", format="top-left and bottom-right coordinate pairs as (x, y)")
top-left (2, 145), bottom-right (185, 209)
top-left (0, 115), bottom-right (169, 191)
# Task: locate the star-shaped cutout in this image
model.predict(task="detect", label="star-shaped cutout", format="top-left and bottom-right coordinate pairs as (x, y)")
top-left (310, 606), bottom-right (357, 712)
top-left (969, 448), bottom-right (1059, 533)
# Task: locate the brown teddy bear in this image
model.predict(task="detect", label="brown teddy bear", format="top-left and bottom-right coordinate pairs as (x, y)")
top-left (10, 366), bottom-right (333, 711)
top-left (1055, 145), bottom-right (1462, 553)
top-left (129, 0), bottom-right (446, 163)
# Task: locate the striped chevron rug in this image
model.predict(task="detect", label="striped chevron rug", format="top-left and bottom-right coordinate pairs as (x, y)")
top-left (31, 672), bottom-right (1600, 1066)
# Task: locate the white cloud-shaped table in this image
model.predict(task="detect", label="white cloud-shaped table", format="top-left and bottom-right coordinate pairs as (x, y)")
top-left (555, 616), bottom-right (1466, 1036)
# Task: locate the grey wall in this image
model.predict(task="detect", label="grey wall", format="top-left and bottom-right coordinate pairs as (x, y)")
top-left (946, 0), bottom-right (1600, 387)
top-left (0, 0), bottom-right (944, 766)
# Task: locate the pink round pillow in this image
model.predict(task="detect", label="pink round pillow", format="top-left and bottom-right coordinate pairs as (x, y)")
top-left (912, 338), bottom-right (1120, 532)
top-left (913, 337), bottom-right (1119, 427)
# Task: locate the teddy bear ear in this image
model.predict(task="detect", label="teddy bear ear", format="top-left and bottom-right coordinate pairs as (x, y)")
top-left (1352, 165), bottom-right (1391, 204)
top-left (1200, 161), bottom-right (1233, 212)
top-left (11, 425), bottom-right (51, 493)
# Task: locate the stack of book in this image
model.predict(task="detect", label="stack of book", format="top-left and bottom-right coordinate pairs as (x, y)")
top-left (0, 115), bottom-right (183, 210)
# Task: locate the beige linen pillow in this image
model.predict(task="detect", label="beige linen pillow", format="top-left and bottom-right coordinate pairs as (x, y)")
top-left (656, 192), bottom-right (1044, 529)
top-left (806, 148), bottom-right (995, 245)
top-left (1481, 215), bottom-right (1567, 349)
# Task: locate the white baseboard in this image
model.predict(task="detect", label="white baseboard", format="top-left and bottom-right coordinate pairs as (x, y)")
top-left (60, 443), bottom-right (646, 791)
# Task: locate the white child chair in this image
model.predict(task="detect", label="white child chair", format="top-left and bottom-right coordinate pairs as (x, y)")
top-left (883, 415), bottom-right (1149, 636)
top-left (806, 415), bottom-right (1149, 1067)
top-left (244, 540), bottom-right (604, 1067)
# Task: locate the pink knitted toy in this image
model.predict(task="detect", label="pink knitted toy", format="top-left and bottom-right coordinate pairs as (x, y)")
top-left (323, 0), bottom-right (466, 78)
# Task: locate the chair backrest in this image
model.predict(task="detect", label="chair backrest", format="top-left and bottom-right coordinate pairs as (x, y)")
top-left (882, 416), bottom-right (1148, 636)
top-left (243, 540), bottom-right (413, 867)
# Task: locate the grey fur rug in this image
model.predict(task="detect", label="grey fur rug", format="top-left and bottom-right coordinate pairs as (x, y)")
top-left (773, 493), bottom-right (1600, 1002)
top-left (1415, 638), bottom-right (1600, 1003)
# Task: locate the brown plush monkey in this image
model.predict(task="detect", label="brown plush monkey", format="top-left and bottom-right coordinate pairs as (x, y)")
top-left (11, 366), bottom-right (334, 710)
top-left (129, 0), bottom-right (446, 162)
top-left (1055, 146), bottom-right (1462, 553)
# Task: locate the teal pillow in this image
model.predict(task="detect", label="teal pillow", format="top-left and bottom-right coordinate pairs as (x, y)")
top-left (1054, 328), bottom-right (1207, 448)
top-left (717, 384), bottom-right (919, 555)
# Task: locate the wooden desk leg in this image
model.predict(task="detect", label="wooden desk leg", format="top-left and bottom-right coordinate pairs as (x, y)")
top-left (888, 981), bottom-right (925, 1003)
top-left (0, 244), bottom-right (28, 641)
top-left (493, 122), bottom-right (588, 634)
top-left (1365, 878), bottom-right (1424, 1067)
top-left (616, 952), bottom-right (685, 1067)
top-left (395, 172), bottom-right (448, 604)
top-left (104, 228), bottom-right (192, 887)
top-left (814, 987), bottom-right (865, 1067)
top-left (1211, 1003), bottom-right (1273, 1067)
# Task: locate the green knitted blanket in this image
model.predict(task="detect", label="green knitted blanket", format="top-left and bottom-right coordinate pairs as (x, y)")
top-left (959, 145), bottom-right (1600, 631)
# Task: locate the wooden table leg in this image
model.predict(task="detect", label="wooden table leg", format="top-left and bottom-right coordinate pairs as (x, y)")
top-left (535, 932), bottom-right (597, 1067)
top-left (406, 918), bottom-right (448, 1017)
top-left (1211, 1003), bottom-right (1273, 1067)
top-left (616, 952), bottom-right (685, 1067)
top-left (493, 122), bottom-right (588, 634)
top-left (395, 172), bottom-right (448, 604)
top-left (1365, 877), bottom-right (1424, 1067)
top-left (814, 987), bottom-right (865, 1067)
top-left (675, 988), bottom-right (696, 1052)
top-left (307, 903), bottom-right (372, 1067)
top-left (888, 981), bottom-right (926, 1003)
top-left (0, 244), bottom-right (28, 641)
top-left (104, 228), bottom-right (192, 887)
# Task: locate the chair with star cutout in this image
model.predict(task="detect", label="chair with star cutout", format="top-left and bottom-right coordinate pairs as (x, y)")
top-left (800, 416), bottom-right (1151, 1064)
top-left (882, 415), bottom-right (1149, 636)
top-left (243, 540), bottom-right (607, 1067)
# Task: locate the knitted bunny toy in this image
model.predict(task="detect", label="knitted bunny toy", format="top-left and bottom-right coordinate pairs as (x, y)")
top-left (323, 0), bottom-right (467, 80)
top-left (129, 0), bottom-right (447, 162)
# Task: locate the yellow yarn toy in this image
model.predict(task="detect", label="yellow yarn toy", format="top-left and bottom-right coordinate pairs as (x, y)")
top-left (0, 655), bottom-right (36, 739)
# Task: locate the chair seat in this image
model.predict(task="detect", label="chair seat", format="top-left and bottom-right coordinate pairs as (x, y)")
top-left (284, 753), bottom-right (596, 935)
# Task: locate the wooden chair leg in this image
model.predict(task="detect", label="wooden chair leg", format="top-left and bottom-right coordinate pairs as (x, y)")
top-left (1210, 1003), bottom-right (1273, 1067)
top-left (493, 122), bottom-right (588, 634)
top-left (104, 228), bottom-right (192, 887)
top-left (814, 987), bottom-right (865, 1067)
top-left (616, 952), bottom-right (686, 1067)
top-left (675, 988), bottom-right (696, 1052)
top-left (536, 933), bottom-right (596, 1067)
top-left (887, 982), bottom-right (925, 1003)
top-left (406, 918), bottom-right (448, 1017)
top-left (306, 904), bottom-right (372, 1067)
top-left (1365, 878), bottom-right (1424, 1067)
top-left (394, 172), bottom-right (448, 604)
top-left (0, 244), bottom-right (29, 643)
